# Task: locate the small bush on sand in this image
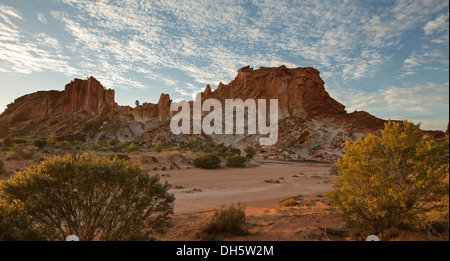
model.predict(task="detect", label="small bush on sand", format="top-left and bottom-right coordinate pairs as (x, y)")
top-left (0, 159), bottom-right (5, 174)
top-left (7, 147), bottom-right (33, 160)
top-left (193, 153), bottom-right (221, 169)
top-left (226, 155), bottom-right (246, 168)
top-left (12, 138), bottom-right (28, 144)
top-left (0, 152), bottom-right (175, 241)
top-left (108, 154), bottom-right (131, 161)
top-left (153, 143), bottom-right (163, 153)
top-left (33, 139), bottom-right (47, 149)
top-left (54, 141), bottom-right (72, 149)
top-left (244, 146), bottom-right (255, 159)
top-left (197, 203), bottom-right (247, 240)
top-left (278, 197), bottom-right (298, 207)
top-left (128, 143), bottom-right (140, 152)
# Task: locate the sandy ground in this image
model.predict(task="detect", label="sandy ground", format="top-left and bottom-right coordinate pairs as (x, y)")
top-left (157, 160), bottom-right (334, 214)
top-left (1, 152), bottom-right (351, 241)
top-left (148, 159), bottom-right (350, 241)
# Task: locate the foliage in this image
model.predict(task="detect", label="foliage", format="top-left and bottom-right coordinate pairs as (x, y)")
top-left (0, 159), bottom-right (5, 174)
top-left (0, 153), bottom-right (175, 241)
top-left (0, 200), bottom-right (44, 241)
top-left (128, 143), bottom-right (140, 152)
top-left (193, 153), bottom-right (221, 169)
top-left (54, 140), bottom-right (72, 149)
top-left (244, 146), bottom-right (255, 159)
top-left (278, 197), bottom-right (298, 207)
top-left (328, 120), bottom-right (449, 239)
top-left (153, 143), bottom-right (163, 153)
top-left (12, 138), bottom-right (28, 144)
top-left (108, 154), bottom-right (131, 161)
top-left (197, 203), bottom-right (247, 240)
top-left (33, 139), bottom-right (47, 149)
top-left (228, 147), bottom-right (241, 157)
top-left (7, 146), bottom-right (33, 160)
top-left (226, 155), bottom-right (246, 168)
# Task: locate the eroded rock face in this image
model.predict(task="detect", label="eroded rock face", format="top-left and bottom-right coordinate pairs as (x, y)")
top-left (204, 66), bottom-right (346, 120)
top-left (1, 77), bottom-right (115, 126)
top-left (1, 66), bottom-right (427, 161)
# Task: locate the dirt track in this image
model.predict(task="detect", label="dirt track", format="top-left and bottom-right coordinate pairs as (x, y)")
top-left (159, 160), bottom-right (334, 214)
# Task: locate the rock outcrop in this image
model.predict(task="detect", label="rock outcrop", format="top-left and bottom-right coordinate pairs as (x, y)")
top-left (205, 66), bottom-right (347, 120)
top-left (1, 65), bottom-right (430, 161)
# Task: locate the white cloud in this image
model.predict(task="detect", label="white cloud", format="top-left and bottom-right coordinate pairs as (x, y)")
top-left (423, 12), bottom-right (449, 35)
top-left (0, 7), bottom-right (78, 75)
top-left (37, 13), bottom-right (47, 24)
top-left (339, 82), bottom-right (449, 113)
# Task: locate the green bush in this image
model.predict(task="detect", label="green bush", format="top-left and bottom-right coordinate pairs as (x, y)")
top-left (328, 121), bottom-right (449, 239)
top-left (7, 147), bottom-right (33, 160)
top-left (197, 203), bottom-right (247, 240)
top-left (0, 159), bottom-right (5, 174)
top-left (54, 141), bottom-right (72, 149)
top-left (108, 154), bottom-right (131, 161)
top-left (226, 155), bottom-right (246, 168)
top-left (33, 139), bottom-right (47, 149)
top-left (227, 147), bottom-right (241, 157)
top-left (244, 146), bottom-right (255, 159)
top-left (12, 138), bottom-right (28, 144)
top-left (153, 143), bottom-right (163, 153)
top-left (128, 143), bottom-right (140, 152)
top-left (0, 152), bottom-right (175, 241)
top-left (193, 153), bottom-right (221, 169)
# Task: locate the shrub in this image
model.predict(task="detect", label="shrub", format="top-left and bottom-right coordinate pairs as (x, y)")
top-left (33, 139), bottom-right (47, 149)
top-left (226, 155), bottom-right (246, 168)
top-left (162, 151), bottom-right (182, 161)
top-left (193, 153), bottom-right (221, 169)
top-left (111, 142), bottom-right (126, 152)
top-left (278, 197), bottom-right (298, 207)
top-left (46, 138), bottom-right (58, 147)
top-left (228, 147), bottom-right (241, 156)
top-left (108, 154), bottom-right (131, 161)
top-left (244, 146), bottom-right (255, 159)
top-left (0, 159), bottom-right (5, 174)
top-left (153, 143), bottom-right (163, 153)
top-left (128, 143), bottom-right (140, 152)
top-left (7, 147), bottom-right (33, 160)
top-left (328, 121), bottom-right (449, 239)
top-left (54, 141), bottom-right (72, 149)
top-left (0, 201), bottom-right (44, 241)
top-left (0, 153), bottom-right (175, 241)
top-left (12, 138), bottom-right (28, 144)
top-left (197, 203), bottom-right (247, 240)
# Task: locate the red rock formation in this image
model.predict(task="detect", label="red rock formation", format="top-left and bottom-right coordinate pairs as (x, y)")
top-left (63, 77), bottom-right (116, 114)
top-left (203, 65), bottom-right (346, 120)
top-left (157, 93), bottom-right (172, 122)
top-left (3, 66), bottom-right (442, 160)
top-left (1, 77), bottom-right (116, 126)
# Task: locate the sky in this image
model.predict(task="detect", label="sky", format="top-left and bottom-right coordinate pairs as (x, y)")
top-left (0, 0), bottom-right (448, 131)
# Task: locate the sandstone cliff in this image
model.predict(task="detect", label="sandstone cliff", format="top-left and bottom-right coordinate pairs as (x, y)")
top-left (0, 66), bottom-right (399, 160)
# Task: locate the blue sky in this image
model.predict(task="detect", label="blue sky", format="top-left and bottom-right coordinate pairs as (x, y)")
top-left (0, 0), bottom-right (448, 130)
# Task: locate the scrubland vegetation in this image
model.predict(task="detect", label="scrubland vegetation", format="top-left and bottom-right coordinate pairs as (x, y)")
top-left (0, 120), bottom-right (448, 241)
top-left (328, 121), bottom-right (449, 240)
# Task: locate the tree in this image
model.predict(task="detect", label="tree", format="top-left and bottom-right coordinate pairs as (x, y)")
top-left (328, 120), bottom-right (449, 238)
top-left (0, 153), bottom-right (175, 241)
top-left (135, 100), bottom-right (140, 107)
